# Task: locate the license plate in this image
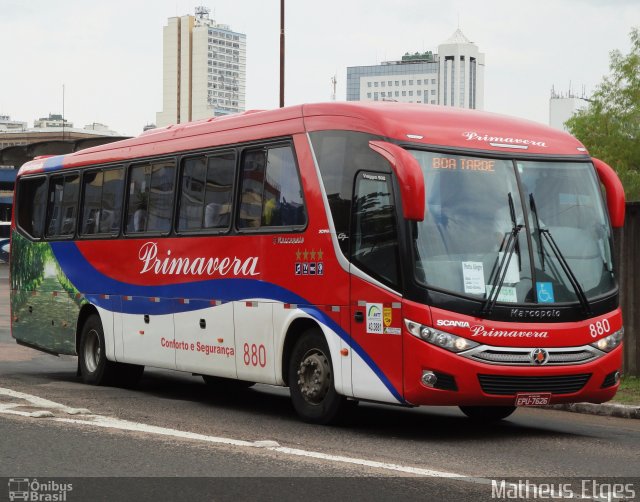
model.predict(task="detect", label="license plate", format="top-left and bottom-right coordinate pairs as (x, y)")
top-left (515, 392), bottom-right (551, 407)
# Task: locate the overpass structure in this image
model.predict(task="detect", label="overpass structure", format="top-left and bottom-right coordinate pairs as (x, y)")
top-left (0, 136), bottom-right (129, 222)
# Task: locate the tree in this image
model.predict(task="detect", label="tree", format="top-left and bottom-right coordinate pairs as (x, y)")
top-left (566, 27), bottom-right (640, 200)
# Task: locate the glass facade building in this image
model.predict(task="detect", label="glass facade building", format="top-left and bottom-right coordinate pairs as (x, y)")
top-left (347, 29), bottom-right (484, 110)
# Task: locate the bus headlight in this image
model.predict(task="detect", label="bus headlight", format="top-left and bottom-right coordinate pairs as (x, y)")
top-left (404, 319), bottom-right (479, 353)
top-left (591, 328), bottom-right (624, 352)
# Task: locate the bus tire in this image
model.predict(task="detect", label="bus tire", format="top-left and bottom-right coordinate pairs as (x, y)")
top-left (78, 313), bottom-right (116, 385)
top-left (79, 313), bottom-right (144, 387)
top-left (459, 405), bottom-right (516, 422)
top-left (288, 328), bottom-right (345, 424)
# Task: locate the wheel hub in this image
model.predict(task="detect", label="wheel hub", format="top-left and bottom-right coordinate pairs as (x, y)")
top-left (84, 328), bottom-right (101, 373)
top-left (297, 350), bottom-right (331, 404)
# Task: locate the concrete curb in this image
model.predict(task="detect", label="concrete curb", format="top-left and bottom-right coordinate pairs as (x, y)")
top-left (549, 402), bottom-right (640, 419)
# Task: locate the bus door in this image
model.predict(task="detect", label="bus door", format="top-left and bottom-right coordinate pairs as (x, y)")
top-left (349, 171), bottom-right (404, 402)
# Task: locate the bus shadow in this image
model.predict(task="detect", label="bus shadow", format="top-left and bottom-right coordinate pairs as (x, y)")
top-left (17, 365), bottom-right (589, 442)
top-left (131, 369), bottom-right (586, 442)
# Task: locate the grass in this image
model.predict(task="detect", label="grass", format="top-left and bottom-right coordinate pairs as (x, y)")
top-left (611, 375), bottom-right (640, 405)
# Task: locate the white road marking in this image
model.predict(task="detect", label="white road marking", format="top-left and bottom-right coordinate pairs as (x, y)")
top-left (0, 386), bottom-right (471, 480)
top-left (0, 387), bottom-right (90, 415)
top-left (52, 415), bottom-right (472, 478)
top-left (0, 386), bottom-right (610, 500)
top-left (0, 402), bottom-right (54, 418)
top-left (53, 415), bottom-right (258, 448)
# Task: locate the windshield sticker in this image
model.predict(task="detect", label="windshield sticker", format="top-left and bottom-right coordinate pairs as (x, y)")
top-left (366, 303), bottom-right (384, 334)
top-left (498, 252), bottom-right (520, 284)
top-left (431, 157), bottom-right (496, 172)
top-left (362, 173), bottom-right (387, 182)
top-left (462, 262), bottom-right (486, 295)
top-left (486, 285), bottom-right (518, 303)
top-left (536, 282), bottom-right (555, 303)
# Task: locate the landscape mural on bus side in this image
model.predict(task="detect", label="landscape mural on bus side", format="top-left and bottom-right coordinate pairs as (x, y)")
top-left (10, 231), bottom-right (82, 354)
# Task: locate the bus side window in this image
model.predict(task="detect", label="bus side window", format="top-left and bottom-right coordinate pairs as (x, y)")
top-left (17, 177), bottom-right (47, 239)
top-left (81, 171), bottom-right (103, 235)
top-left (177, 152), bottom-right (235, 232)
top-left (45, 174), bottom-right (79, 238)
top-left (100, 168), bottom-right (124, 234)
top-left (203, 153), bottom-right (235, 229)
top-left (126, 162), bottom-right (175, 234)
top-left (178, 156), bottom-right (207, 231)
top-left (147, 162), bottom-right (175, 233)
top-left (80, 167), bottom-right (124, 237)
top-left (237, 145), bottom-right (306, 230)
top-left (352, 172), bottom-right (400, 288)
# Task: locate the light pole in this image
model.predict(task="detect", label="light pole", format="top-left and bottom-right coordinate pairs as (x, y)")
top-left (279, 0), bottom-right (285, 108)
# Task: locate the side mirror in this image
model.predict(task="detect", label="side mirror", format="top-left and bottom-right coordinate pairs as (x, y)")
top-left (369, 141), bottom-right (425, 221)
top-left (592, 157), bottom-right (625, 228)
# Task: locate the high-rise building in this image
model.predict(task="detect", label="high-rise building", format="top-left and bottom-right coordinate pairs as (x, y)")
top-left (156, 6), bottom-right (247, 127)
top-left (347, 28), bottom-right (485, 110)
top-left (549, 87), bottom-right (589, 132)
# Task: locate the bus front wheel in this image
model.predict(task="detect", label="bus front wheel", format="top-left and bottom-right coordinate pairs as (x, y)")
top-left (79, 314), bottom-right (144, 387)
top-left (459, 405), bottom-right (516, 421)
top-left (288, 328), bottom-right (345, 424)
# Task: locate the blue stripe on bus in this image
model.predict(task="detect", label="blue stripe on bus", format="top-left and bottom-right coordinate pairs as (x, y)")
top-left (50, 241), bottom-right (404, 403)
top-left (42, 156), bottom-right (65, 172)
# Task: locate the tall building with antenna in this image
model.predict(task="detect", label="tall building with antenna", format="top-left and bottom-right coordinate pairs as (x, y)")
top-left (156, 6), bottom-right (246, 127)
top-left (347, 28), bottom-right (484, 110)
top-left (549, 85), bottom-right (589, 132)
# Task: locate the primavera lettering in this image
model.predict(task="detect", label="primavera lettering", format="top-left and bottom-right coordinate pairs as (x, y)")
top-left (139, 241), bottom-right (259, 277)
top-left (471, 325), bottom-right (549, 338)
top-left (462, 131), bottom-right (547, 148)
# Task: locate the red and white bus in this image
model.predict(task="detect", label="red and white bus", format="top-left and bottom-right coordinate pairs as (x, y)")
top-left (10, 102), bottom-right (625, 423)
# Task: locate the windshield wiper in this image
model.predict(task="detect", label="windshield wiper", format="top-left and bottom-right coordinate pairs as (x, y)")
top-left (529, 194), bottom-right (545, 271)
top-left (482, 193), bottom-right (522, 315)
top-left (528, 194), bottom-right (592, 315)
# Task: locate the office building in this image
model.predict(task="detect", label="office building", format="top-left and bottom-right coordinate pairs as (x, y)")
top-left (347, 28), bottom-right (485, 110)
top-left (156, 6), bottom-right (247, 127)
top-left (0, 115), bottom-right (27, 132)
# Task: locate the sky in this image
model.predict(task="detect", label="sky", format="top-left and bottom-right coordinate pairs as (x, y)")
top-left (0, 0), bottom-right (638, 137)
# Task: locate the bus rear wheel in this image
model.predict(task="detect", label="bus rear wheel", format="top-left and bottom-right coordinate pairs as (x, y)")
top-left (459, 405), bottom-right (516, 422)
top-left (288, 328), bottom-right (345, 424)
top-left (79, 313), bottom-right (144, 387)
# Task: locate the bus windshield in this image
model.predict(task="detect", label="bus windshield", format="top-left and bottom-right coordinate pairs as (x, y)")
top-left (409, 150), bottom-right (616, 305)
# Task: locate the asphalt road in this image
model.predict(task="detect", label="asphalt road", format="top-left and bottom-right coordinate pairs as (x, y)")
top-left (0, 264), bottom-right (639, 501)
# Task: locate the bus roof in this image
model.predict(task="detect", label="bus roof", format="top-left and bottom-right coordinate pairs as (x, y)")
top-left (17, 102), bottom-right (588, 176)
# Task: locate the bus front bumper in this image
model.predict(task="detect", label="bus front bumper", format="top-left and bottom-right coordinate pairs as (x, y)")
top-left (403, 336), bottom-right (623, 407)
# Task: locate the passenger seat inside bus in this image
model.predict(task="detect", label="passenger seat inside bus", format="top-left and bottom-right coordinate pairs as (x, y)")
top-left (134, 208), bottom-right (147, 232)
top-left (204, 202), bottom-right (230, 228)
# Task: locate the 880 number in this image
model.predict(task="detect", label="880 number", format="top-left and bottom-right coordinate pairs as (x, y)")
top-left (243, 343), bottom-right (267, 367)
top-left (589, 319), bottom-right (610, 338)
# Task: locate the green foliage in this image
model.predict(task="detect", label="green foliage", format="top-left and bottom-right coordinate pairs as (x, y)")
top-left (53, 256), bottom-right (81, 306)
top-left (612, 375), bottom-right (640, 405)
top-left (10, 231), bottom-right (49, 292)
top-left (566, 27), bottom-right (640, 200)
top-left (9, 231), bottom-right (51, 312)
